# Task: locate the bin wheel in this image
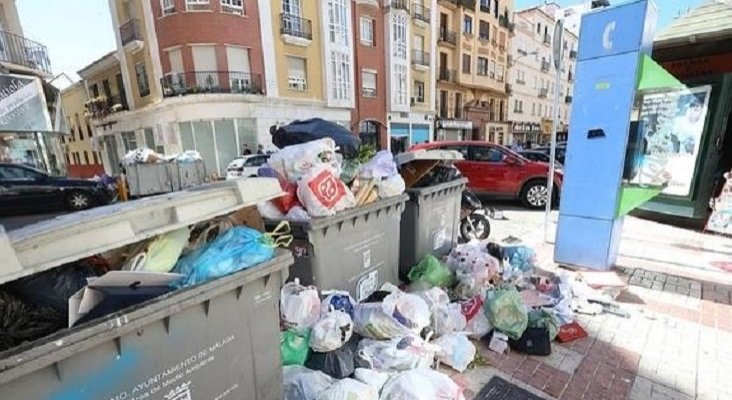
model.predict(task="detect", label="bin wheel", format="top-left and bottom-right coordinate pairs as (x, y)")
top-left (460, 214), bottom-right (491, 242)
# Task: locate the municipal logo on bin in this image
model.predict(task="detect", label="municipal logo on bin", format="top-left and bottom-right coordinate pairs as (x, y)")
top-left (308, 169), bottom-right (346, 208)
top-left (164, 381), bottom-right (192, 400)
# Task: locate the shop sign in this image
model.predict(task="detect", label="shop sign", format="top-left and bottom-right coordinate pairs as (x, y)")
top-left (541, 118), bottom-right (553, 135)
top-left (437, 120), bottom-right (473, 130)
top-left (0, 74), bottom-right (52, 132)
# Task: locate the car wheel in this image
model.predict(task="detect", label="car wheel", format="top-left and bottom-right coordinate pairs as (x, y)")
top-left (66, 191), bottom-right (92, 211)
top-left (520, 180), bottom-right (549, 209)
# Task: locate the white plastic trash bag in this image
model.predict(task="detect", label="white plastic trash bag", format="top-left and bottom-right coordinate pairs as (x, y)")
top-left (377, 174), bottom-right (406, 198)
top-left (433, 333), bottom-right (476, 373)
top-left (357, 335), bottom-right (435, 372)
top-left (321, 291), bottom-right (356, 316)
top-left (257, 201), bottom-right (285, 219)
top-left (463, 311), bottom-right (492, 339)
top-left (414, 287), bottom-right (450, 310)
top-left (353, 302), bottom-right (411, 340)
top-left (360, 150), bottom-right (398, 179)
top-left (309, 311), bottom-right (354, 352)
top-left (283, 365), bottom-right (335, 400)
top-left (297, 165), bottom-right (356, 217)
top-left (317, 378), bottom-right (378, 400)
top-left (380, 369), bottom-right (465, 400)
top-left (281, 280), bottom-right (321, 331)
top-left (381, 292), bottom-right (431, 334)
top-left (434, 303), bottom-right (468, 338)
top-left (269, 138), bottom-right (341, 182)
top-left (353, 368), bottom-right (390, 392)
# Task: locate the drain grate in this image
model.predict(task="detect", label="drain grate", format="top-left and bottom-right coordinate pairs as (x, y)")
top-left (473, 376), bottom-right (545, 400)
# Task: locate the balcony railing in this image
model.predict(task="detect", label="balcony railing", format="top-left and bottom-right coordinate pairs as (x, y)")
top-left (569, 50), bottom-right (577, 59)
top-left (541, 61), bottom-right (551, 72)
top-left (543, 33), bottom-right (551, 45)
top-left (391, 0), bottom-right (409, 11)
top-left (479, 2), bottom-right (490, 12)
top-left (0, 30), bottom-right (51, 74)
top-left (161, 71), bottom-right (264, 97)
top-left (280, 13), bottom-right (313, 40)
top-left (499, 15), bottom-right (511, 29)
top-left (84, 95), bottom-right (128, 120)
top-left (565, 95), bottom-right (573, 103)
top-left (439, 29), bottom-right (457, 45)
top-left (412, 3), bottom-right (430, 23)
top-left (438, 69), bottom-right (457, 83)
top-left (459, 0), bottom-right (476, 8)
top-left (412, 50), bottom-right (430, 67)
top-left (438, 0), bottom-right (459, 6)
top-left (538, 88), bottom-right (548, 98)
top-left (120, 19), bottom-right (143, 46)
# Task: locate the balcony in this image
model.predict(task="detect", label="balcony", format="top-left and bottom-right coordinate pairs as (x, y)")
top-left (499, 15), bottom-right (511, 29)
top-left (569, 50), bottom-right (577, 60)
top-left (438, 0), bottom-right (459, 7)
top-left (479, 2), bottom-right (490, 12)
top-left (565, 95), bottom-right (573, 103)
top-left (391, 0), bottom-right (409, 11)
top-left (459, 0), bottom-right (476, 9)
top-left (412, 3), bottom-right (430, 23)
top-left (543, 33), bottom-right (551, 45)
top-left (541, 61), bottom-right (551, 72)
top-left (84, 95), bottom-right (128, 120)
top-left (438, 69), bottom-right (457, 83)
top-left (438, 29), bottom-right (457, 46)
top-left (538, 88), bottom-right (548, 98)
top-left (119, 19), bottom-right (143, 47)
top-left (280, 13), bottom-right (313, 43)
top-left (161, 71), bottom-right (264, 97)
top-left (411, 50), bottom-right (430, 68)
top-left (0, 30), bottom-right (51, 74)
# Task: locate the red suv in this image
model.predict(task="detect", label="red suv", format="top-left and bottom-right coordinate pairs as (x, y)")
top-left (411, 141), bottom-right (562, 208)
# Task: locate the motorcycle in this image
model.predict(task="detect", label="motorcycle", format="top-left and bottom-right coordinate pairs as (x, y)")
top-left (459, 189), bottom-right (491, 242)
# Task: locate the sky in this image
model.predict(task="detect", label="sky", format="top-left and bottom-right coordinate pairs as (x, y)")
top-left (16, 0), bottom-right (702, 81)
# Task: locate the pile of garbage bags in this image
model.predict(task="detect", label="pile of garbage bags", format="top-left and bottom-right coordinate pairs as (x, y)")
top-left (0, 207), bottom-right (283, 352)
top-left (257, 139), bottom-right (406, 219)
top-left (122, 148), bottom-right (203, 165)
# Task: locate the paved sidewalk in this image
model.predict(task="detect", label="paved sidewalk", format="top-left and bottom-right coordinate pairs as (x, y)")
top-left (449, 206), bottom-right (732, 400)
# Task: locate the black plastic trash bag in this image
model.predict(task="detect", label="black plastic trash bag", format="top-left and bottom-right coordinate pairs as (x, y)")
top-left (413, 165), bottom-right (462, 188)
top-left (0, 290), bottom-right (65, 352)
top-left (271, 118), bottom-right (361, 158)
top-left (306, 335), bottom-right (359, 379)
top-left (7, 259), bottom-right (105, 313)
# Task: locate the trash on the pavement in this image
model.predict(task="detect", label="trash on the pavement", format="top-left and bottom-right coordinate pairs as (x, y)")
top-left (487, 331), bottom-right (510, 354)
top-left (353, 368), bottom-right (390, 392)
top-left (434, 302), bottom-right (468, 338)
top-left (381, 291), bottom-right (431, 334)
top-left (485, 287), bottom-right (529, 340)
top-left (317, 377), bottom-right (378, 400)
top-left (528, 309), bottom-right (560, 341)
top-left (283, 365), bottom-right (335, 400)
top-left (556, 321), bottom-right (588, 343)
top-left (509, 327), bottom-right (552, 356)
top-left (520, 289), bottom-right (555, 308)
top-left (281, 329), bottom-right (312, 366)
top-left (408, 254), bottom-right (455, 288)
top-left (578, 271), bottom-right (627, 288)
top-left (353, 301), bottom-right (411, 340)
top-left (321, 290), bottom-right (356, 317)
top-left (309, 311), bottom-right (354, 352)
top-left (380, 368), bottom-right (466, 400)
top-left (306, 336), bottom-right (359, 379)
top-left (357, 335), bottom-right (435, 372)
top-left (281, 280), bottom-right (322, 332)
top-left (433, 333), bottom-right (476, 372)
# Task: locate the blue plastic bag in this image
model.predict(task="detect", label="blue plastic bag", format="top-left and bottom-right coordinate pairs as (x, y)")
top-left (502, 245), bottom-right (536, 273)
top-left (174, 226), bottom-right (275, 287)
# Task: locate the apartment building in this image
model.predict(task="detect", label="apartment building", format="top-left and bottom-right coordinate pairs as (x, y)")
top-left (91, 0), bottom-right (355, 177)
top-left (59, 82), bottom-right (105, 178)
top-left (435, 0), bottom-right (513, 144)
top-left (507, 6), bottom-right (577, 146)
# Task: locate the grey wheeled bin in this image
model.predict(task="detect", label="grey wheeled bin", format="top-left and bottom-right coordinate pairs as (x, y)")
top-left (0, 179), bottom-right (291, 400)
top-left (399, 178), bottom-right (467, 278)
top-left (268, 194), bottom-right (408, 302)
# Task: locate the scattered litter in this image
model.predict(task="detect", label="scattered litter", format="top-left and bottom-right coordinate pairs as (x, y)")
top-left (380, 369), bottom-right (465, 400)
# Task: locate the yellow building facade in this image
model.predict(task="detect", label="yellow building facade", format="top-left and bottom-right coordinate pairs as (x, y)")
top-left (59, 82), bottom-right (105, 178)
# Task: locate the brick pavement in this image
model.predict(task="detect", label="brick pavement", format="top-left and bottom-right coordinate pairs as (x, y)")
top-left (449, 209), bottom-right (732, 399)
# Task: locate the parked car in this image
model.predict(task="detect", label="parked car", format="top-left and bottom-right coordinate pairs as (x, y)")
top-left (0, 163), bottom-right (114, 214)
top-left (225, 154), bottom-right (270, 180)
top-left (533, 142), bottom-right (567, 164)
top-left (518, 150), bottom-right (563, 168)
top-left (410, 141), bottom-right (563, 208)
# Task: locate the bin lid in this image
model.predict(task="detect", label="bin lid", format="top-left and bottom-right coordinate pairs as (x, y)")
top-left (0, 178), bottom-right (282, 285)
top-left (394, 149), bottom-right (464, 166)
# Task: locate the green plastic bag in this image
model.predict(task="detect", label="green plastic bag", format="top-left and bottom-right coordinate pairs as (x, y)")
top-left (484, 288), bottom-right (528, 340)
top-left (281, 329), bottom-right (311, 366)
top-left (407, 255), bottom-right (455, 288)
top-left (528, 309), bottom-right (559, 341)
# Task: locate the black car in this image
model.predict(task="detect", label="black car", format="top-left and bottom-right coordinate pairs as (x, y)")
top-left (532, 143), bottom-right (567, 164)
top-left (0, 163), bottom-right (114, 214)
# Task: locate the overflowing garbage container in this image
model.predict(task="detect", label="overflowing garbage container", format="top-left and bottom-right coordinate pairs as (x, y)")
top-left (122, 148), bottom-right (207, 197)
top-left (0, 179), bottom-right (292, 400)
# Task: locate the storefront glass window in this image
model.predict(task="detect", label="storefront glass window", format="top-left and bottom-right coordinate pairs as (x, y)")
top-left (0, 132), bottom-right (65, 176)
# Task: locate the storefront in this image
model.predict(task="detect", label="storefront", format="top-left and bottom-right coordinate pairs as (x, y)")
top-left (435, 119), bottom-right (473, 142)
top-left (511, 122), bottom-right (542, 146)
top-left (388, 121), bottom-right (432, 154)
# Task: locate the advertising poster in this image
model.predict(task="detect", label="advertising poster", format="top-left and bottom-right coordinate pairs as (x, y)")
top-left (707, 170), bottom-right (732, 235)
top-left (633, 85), bottom-right (712, 197)
top-left (0, 73), bottom-right (53, 132)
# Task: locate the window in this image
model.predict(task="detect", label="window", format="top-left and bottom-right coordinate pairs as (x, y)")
top-left (463, 15), bottom-right (473, 35)
top-left (330, 51), bottom-right (351, 100)
top-left (493, 0), bottom-right (498, 18)
top-left (328, 0), bottom-right (349, 45)
top-left (134, 62), bottom-right (150, 97)
top-left (536, 22), bottom-right (541, 34)
top-left (161, 0), bottom-right (175, 15)
top-left (479, 21), bottom-right (490, 40)
top-left (462, 54), bottom-right (471, 74)
top-left (454, 93), bottom-right (463, 118)
top-left (93, 152), bottom-right (99, 164)
top-left (287, 56), bottom-right (307, 91)
top-left (102, 79), bottom-right (112, 98)
top-left (360, 17), bottom-right (374, 46)
top-left (361, 70), bottom-right (377, 97)
top-left (84, 151), bottom-right (90, 165)
top-left (489, 59), bottom-right (496, 79)
top-left (413, 80), bottom-right (425, 103)
top-left (226, 46), bottom-right (252, 91)
top-left (192, 45), bottom-right (218, 87)
top-left (91, 84), bottom-right (99, 98)
top-left (480, 0), bottom-right (490, 11)
top-left (283, 0), bottom-right (301, 16)
top-left (86, 120), bottom-right (93, 137)
top-left (442, 145), bottom-right (469, 159)
top-left (186, 0), bottom-right (209, 11)
top-left (477, 57), bottom-right (488, 76)
top-left (394, 64), bottom-right (407, 105)
top-left (392, 13), bottom-right (407, 60)
top-left (221, 0), bottom-right (244, 15)
top-left (496, 64), bottom-right (504, 82)
top-left (121, 131), bottom-right (138, 152)
top-left (144, 127), bottom-right (165, 154)
top-left (533, 76), bottom-right (537, 88)
top-left (471, 146), bottom-right (504, 162)
top-left (532, 103), bottom-right (536, 115)
top-left (0, 165), bottom-right (43, 180)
